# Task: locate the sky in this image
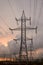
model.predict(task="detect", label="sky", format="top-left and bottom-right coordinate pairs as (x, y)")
top-left (0, 0), bottom-right (43, 58)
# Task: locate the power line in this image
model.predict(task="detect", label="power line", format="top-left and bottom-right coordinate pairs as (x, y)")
top-left (32, 0), bottom-right (37, 25)
top-left (37, 0), bottom-right (43, 26)
top-left (0, 26), bottom-right (8, 34)
top-left (8, 0), bottom-right (15, 17)
top-left (30, 0), bottom-right (31, 17)
top-left (0, 16), bottom-right (10, 28)
top-left (0, 16), bottom-right (10, 34)
top-left (36, 0), bottom-right (43, 49)
top-left (8, 0), bottom-right (16, 27)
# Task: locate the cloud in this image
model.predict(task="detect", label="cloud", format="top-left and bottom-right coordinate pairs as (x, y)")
top-left (34, 31), bottom-right (43, 49)
top-left (8, 39), bottom-right (20, 54)
top-left (0, 39), bottom-right (20, 57)
top-left (34, 48), bottom-right (43, 59)
top-left (0, 32), bottom-right (3, 36)
top-left (0, 43), bottom-right (10, 57)
top-left (0, 39), bottom-right (43, 60)
top-left (7, 40), bottom-right (43, 59)
top-left (14, 48), bottom-right (43, 60)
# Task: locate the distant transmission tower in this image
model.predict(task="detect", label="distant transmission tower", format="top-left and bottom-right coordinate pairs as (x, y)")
top-left (29, 38), bottom-right (33, 61)
top-left (9, 10), bottom-right (37, 62)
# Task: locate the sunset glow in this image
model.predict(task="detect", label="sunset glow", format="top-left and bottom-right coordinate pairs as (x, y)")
top-left (0, 58), bottom-right (16, 61)
top-left (0, 34), bottom-right (15, 46)
top-left (0, 0), bottom-right (43, 62)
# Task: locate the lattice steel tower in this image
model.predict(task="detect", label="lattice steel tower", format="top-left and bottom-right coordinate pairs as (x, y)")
top-left (9, 10), bottom-right (37, 61)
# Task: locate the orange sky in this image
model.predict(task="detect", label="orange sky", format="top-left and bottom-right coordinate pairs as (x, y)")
top-left (0, 34), bottom-right (15, 46)
top-left (0, 58), bottom-right (16, 61)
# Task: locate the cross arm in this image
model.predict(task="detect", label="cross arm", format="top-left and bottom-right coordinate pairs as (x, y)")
top-left (9, 27), bottom-right (20, 31)
top-left (26, 37), bottom-right (32, 41)
top-left (13, 37), bottom-right (33, 41)
top-left (26, 26), bottom-right (37, 34)
top-left (9, 26), bottom-right (37, 34)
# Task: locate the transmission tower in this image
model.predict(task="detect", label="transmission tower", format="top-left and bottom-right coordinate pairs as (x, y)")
top-left (9, 10), bottom-right (37, 62)
top-left (29, 38), bottom-right (33, 61)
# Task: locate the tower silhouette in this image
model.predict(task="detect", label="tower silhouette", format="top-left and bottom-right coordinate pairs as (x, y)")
top-left (9, 10), bottom-right (37, 62)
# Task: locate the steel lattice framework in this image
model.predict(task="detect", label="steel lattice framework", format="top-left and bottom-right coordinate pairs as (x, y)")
top-left (9, 10), bottom-right (37, 62)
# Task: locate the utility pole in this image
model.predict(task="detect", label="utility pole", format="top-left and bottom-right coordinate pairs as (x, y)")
top-left (9, 10), bottom-right (37, 62)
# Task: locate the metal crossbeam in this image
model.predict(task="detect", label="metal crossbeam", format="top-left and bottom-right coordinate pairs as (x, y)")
top-left (9, 26), bottom-right (37, 34)
top-left (9, 27), bottom-right (37, 30)
top-left (13, 38), bottom-right (32, 41)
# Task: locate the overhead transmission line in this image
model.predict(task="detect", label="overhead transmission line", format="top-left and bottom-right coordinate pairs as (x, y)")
top-left (36, 0), bottom-right (43, 45)
top-left (37, 0), bottom-right (43, 51)
top-left (29, 0), bottom-right (31, 17)
top-left (8, 0), bottom-right (16, 28)
top-left (0, 16), bottom-right (10, 34)
top-left (36, 0), bottom-right (43, 26)
top-left (0, 25), bottom-right (8, 34)
top-left (0, 0), bottom-right (15, 35)
top-left (0, 16), bottom-right (10, 28)
top-left (34, 0), bottom-right (43, 54)
top-left (32, 0), bottom-right (37, 26)
top-left (33, 0), bottom-right (43, 51)
top-left (8, 0), bottom-right (15, 17)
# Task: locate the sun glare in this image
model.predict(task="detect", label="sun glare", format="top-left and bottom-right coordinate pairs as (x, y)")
top-left (0, 35), bottom-right (13, 46)
top-left (4, 43), bottom-right (8, 47)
